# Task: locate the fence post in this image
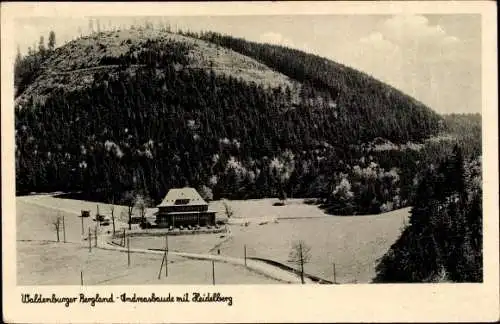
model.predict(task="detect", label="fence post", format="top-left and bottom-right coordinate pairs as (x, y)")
top-left (244, 245), bottom-right (247, 267)
top-left (333, 262), bottom-right (336, 284)
top-left (80, 271), bottom-right (84, 286)
top-left (212, 260), bottom-right (215, 285)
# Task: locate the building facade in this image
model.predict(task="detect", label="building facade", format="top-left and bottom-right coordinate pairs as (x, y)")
top-left (155, 187), bottom-right (216, 228)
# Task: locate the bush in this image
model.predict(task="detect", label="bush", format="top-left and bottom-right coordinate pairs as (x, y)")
top-left (129, 217), bottom-right (142, 224)
top-left (303, 198), bottom-right (318, 205)
top-left (140, 221), bottom-right (152, 229)
top-left (198, 185), bottom-right (213, 202)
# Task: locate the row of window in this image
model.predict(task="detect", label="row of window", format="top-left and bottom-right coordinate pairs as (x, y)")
top-left (161, 205), bottom-right (208, 213)
top-left (158, 214), bottom-right (214, 222)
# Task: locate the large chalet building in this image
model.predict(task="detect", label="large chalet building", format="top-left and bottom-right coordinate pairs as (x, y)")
top-left (155, 187), bottom-right (216, 228)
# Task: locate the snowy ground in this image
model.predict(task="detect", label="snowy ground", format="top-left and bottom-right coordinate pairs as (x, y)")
top-left (17, 241), bottom-right (280, 285)
top-left (16, 195), bottom-right (409, 284)
top-left (16, 196), bottom-right (309, 284)
top-left (217, 208), bottom-right (410, 283)
top-left (209, 198), bottom-right (330, 224)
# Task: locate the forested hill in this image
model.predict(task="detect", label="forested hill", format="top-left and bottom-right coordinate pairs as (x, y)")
top-left (15, 27), bottom-right (449, 211)
top-left (194, 31), bottom-right (442, 142)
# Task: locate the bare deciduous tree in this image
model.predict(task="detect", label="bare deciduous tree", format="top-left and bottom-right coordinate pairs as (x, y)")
top-left (289, 240), bottom-right (311, 284)
top-left (52, 216), bottom-right (61, 242)
top-left (122, 191), bottom-right (136, 230)
top-left (109, 195), bottom-right (116, 235)
top-left (122, 190), bottom-right (154, 229)
top-left (223, 200), bottom-right (233, 219)
top-left (135, 193), bottom-right (154, 222)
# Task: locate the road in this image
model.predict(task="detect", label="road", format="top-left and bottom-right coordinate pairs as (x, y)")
top-left (97, 235), bottom-right (315, 284)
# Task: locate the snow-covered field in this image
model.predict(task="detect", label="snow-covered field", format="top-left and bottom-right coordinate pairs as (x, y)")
top-left (16, 194), bottom-right (410, 284)
top-left (124, 232), bottom-right (228, 254)
top-left (17, 195), bottom-right (329, 227)
top-left (16, 197), bottom-right (281, 284)
top-left (210, 198), bottom-right (330, 224)
top-left (218, 208), bottom-right (410, 283)
top-left (18, 241), bottom-right (279, 285)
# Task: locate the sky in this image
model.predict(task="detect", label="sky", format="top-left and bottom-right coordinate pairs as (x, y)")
top-left (13, 14), bottom-right (482, 115)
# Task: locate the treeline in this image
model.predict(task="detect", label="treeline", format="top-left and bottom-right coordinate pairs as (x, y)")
top-left (374, 146), bottom-right (482, 282)
top-left (442, 113), bottom-right (482, 154)
top-left (14, 31), bottom-right (56, 97)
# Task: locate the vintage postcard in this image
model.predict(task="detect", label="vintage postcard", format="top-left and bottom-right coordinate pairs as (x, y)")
top-left (2, 1), bottom-right (498, 323)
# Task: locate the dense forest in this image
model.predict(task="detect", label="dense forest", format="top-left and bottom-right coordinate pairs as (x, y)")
top-left (15, 28), bottom-right (481, 210)
top-left (374, 146), bottom-right (482, 282)
top-left (193, 30), bottom-right (443, 144)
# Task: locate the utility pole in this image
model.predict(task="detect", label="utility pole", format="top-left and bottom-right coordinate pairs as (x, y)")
top-left (299, 242), bottom-right (304, 284)
top-left (88, 227), bottom-right (91, 252)
top-left (158, 234), bottom-right (169, 279)
top-left (244, 245), bottom-right (247, 267)
top-left (127, 237), bottom-right (130, 267)
top-left (80, 271), bottom-right (84, 286)
top-left (212, 260), bottom-right (215, 285)
top-left (333, 262), bottom-right (336, 284)
top-left (81, 212), bottom-right (84, 235)
top-left (158, 253), bottom-right (165, 280)
top-left (94, 225), bottom-right (98, 247)
top-left (62, 215), bottom-right (66, 243)
top-left (165, 234), bottom-right (169, 277)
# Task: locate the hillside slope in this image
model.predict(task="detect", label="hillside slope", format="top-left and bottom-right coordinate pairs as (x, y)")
top-left (195, 31), bottom-right (442, 143)
top-left (15, 28), bottom-right (446, 213)
top-left (16, 28), bottom-right (299, 107)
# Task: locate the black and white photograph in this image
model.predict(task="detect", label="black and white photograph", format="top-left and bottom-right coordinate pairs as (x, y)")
top-left (2, 1), bottom-right (498, 323)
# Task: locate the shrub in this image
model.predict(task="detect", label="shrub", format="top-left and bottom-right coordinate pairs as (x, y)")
top-left (303, 198), bottom-right (318, 205)
top-left (198, 185), bottom-right (213, 201)
top-left (140, 220), bottom-right (152, 229)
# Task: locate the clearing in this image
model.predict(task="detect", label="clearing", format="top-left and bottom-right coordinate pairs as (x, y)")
top-left (16, 198), bottom-right (281, 284)
top-left (216, 208), bottom-right (410, 283)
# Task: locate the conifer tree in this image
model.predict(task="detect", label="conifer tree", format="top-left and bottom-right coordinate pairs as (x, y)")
top-left (48, 31), bottom-right (56, 51)
top-left (38, 36), bottom-right (46, 56)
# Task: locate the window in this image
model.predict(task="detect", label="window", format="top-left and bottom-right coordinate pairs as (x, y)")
top-left (175, 199), bottom-right (190, 205)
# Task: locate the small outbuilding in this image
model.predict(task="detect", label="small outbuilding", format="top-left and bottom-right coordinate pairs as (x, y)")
top-left (155, 187), bottom-right (216, 228)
